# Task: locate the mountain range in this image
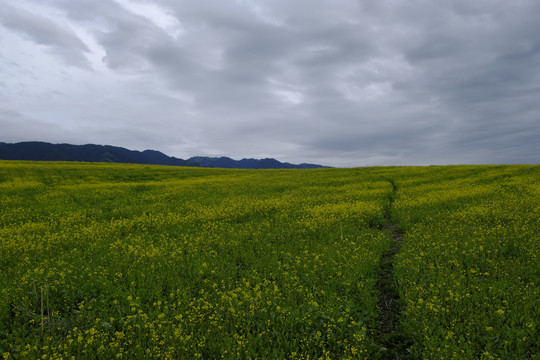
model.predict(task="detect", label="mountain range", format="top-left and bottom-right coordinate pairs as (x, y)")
top-left (0, 142), bottom-right (328, 169)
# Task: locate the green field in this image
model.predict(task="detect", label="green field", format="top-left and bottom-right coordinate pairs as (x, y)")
top-left (0, 161), bottom-right (538, 359)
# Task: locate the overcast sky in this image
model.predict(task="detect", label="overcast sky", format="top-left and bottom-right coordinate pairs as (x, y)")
top-left (1, 0), bottom-right (539, 167)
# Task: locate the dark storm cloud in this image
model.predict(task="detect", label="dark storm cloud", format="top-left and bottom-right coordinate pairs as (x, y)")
top-left (1, 0), bottom-right (539, 166)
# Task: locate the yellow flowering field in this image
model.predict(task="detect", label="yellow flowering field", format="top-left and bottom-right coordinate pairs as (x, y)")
top-left (0, 162), bottom-right (538, 359)
top-left (392, 165), bottom-right (540, 359)
top-left (0, 161), bottom-right (391, 359)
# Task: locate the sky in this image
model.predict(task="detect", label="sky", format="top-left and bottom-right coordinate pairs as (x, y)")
top-left (1, 0), bottom-right (539, 167)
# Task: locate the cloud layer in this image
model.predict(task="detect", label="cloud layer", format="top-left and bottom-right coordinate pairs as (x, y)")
top-left (1, 0), bottom-right (539, 166)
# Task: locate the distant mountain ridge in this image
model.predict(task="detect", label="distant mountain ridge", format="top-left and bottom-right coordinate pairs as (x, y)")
top-left (0, 141), bottom-right (328, 169)
top-left (188, 156), bottom-right (325, 169)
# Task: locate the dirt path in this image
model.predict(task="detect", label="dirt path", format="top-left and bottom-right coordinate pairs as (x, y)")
top-left (374, 180), bottom-right (411, 359)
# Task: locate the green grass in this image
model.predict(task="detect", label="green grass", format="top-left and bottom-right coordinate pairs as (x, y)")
top-left (0, 161), bottom-right (538, 359)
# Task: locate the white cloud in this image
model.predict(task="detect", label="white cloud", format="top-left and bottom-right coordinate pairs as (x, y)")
top-left (114, 0), bottom-right (184, 39)
top-left (273, 89), bottom-right (304, 105)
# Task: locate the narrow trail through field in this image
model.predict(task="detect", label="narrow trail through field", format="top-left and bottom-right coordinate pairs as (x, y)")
top-left (374, 179), bottom-right (411, 359)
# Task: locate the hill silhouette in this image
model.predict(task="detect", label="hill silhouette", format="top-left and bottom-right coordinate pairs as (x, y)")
top-left (0, 141), bottom-right (327, 169)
